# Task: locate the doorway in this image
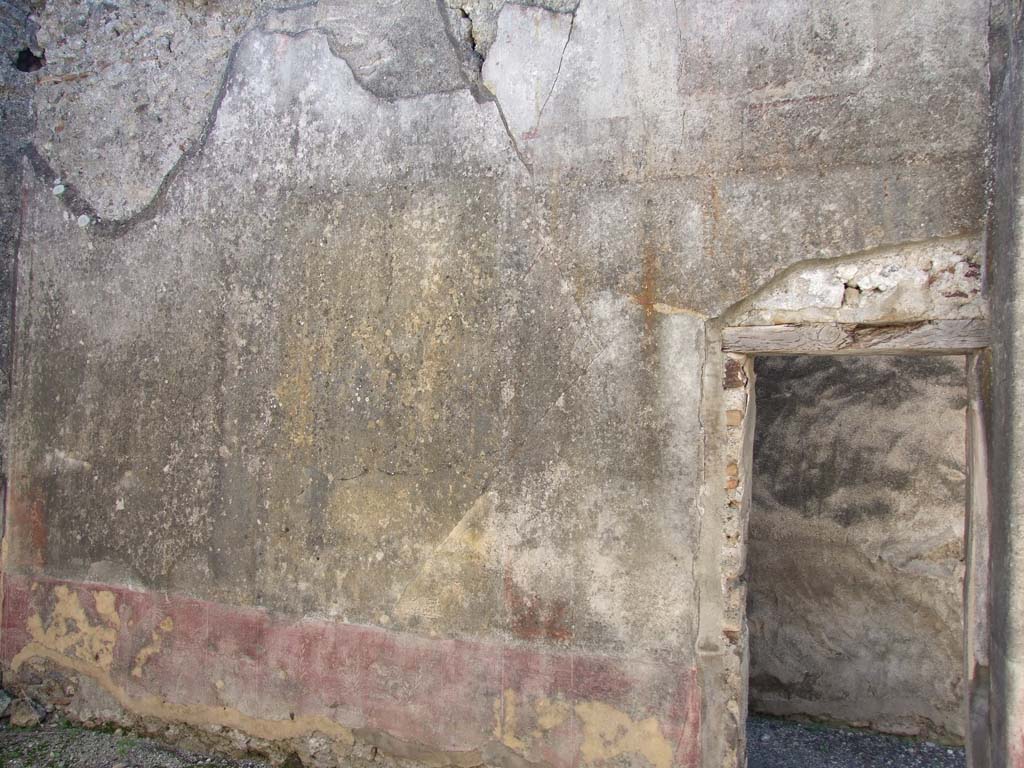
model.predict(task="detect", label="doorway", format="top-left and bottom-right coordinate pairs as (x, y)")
top-left (717, 321), bottom-right (991, 768)
top-left (745, 355), bottom-right (968, 753)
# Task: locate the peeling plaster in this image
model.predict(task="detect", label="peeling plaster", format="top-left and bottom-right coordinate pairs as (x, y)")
top-left (25, 5), bottom-right (523, 231)
top-left (442, 0), bottom-right (578, 61)
top-left (720, 234), bottom-right (986, 326)
top-left (14, 643), bottom-right (358, 745)
top-left (11, 587), bottom-right (354, 748)
top-left (24, 586), bottom-right (120, 672)
top-left (4, 576), bottom-right (701, 768)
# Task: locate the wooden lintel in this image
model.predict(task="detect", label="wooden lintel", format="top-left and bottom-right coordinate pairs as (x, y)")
top-left (722, 318), bottom-right (990, 356)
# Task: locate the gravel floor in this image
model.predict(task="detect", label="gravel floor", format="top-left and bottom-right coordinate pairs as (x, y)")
top-left (0, 714), bottom-right (968, 767)
top-left (0, 720), bottom-right (270, 768)
top-left (748, 715), bottom-right (966, 768)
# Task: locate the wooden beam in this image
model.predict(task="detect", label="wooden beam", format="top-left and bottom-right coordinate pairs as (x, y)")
top-left (722, 318), bottom-right (989, 356)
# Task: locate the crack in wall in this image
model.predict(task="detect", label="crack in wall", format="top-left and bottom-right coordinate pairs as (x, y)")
top-left (510, 1), bottom-right (580, 13)
top-left (434, 0), bottom-right (490, 102)
top-left (445, 0), bottom-right (580, 60)
top-left (277, 25), bottom-right (470, 103)
top-left (510, 338), bottom-right (614, 458)
top-left (530, 9), bottom-right (575, 138)
top-left (433, 0), bottom-right (533, 171)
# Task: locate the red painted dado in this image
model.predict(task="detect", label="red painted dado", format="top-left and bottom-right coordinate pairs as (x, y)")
top-left (0, 573), bottom-right (701, 768)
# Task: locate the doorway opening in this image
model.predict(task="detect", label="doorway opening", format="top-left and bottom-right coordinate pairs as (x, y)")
top-left (745, 354), bottom-right (969, 764)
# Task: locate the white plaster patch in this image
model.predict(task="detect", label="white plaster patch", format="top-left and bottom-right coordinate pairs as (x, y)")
top-left (482, 4), bottom-right (573, 141)
top-left (733, 237), bottom-right (985, 326)
top-left (44, 449), bottom-right (93, 474)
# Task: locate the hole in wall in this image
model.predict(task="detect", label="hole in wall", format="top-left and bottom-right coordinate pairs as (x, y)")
top-left (745, 354), bottom-right (969, 767)
top-left (13, 48), bottom-right (45, 72)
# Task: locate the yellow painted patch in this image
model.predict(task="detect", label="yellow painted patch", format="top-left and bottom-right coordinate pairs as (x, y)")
top-left (534, 697), bottom-right (570, 733)
top-left (12, 642), bottom-right (354, 746)
top-left (94, 591), bottom-right (120, 628)
top-left (14, 584), bottom-right (355, 746)
top-left (26, 585), bottom-right (119, 671)
top-left (392, 492), bottom-right (495, 625)
top-left (275, 326), bottom-right (327, 451)
top-left (491, 691), bottom-right (570, 756)
top-left (132, 616), bottom-right (174, 678)
top-left (493, 689), bottom-right (526, 751)
top-left (575, 701), bottom-right (673, 768)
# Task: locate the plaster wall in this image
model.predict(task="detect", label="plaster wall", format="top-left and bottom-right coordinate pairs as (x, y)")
top-left (986, 2), bottom-right (1024, 767)
top-left (0, 1), bottom-right (994, 767)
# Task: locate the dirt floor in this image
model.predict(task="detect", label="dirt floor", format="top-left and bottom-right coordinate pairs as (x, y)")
top-left (0, 710), bottom-right (969, 768)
